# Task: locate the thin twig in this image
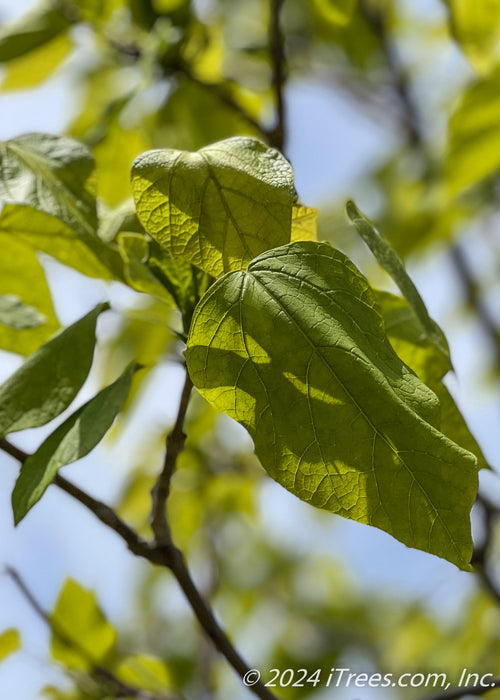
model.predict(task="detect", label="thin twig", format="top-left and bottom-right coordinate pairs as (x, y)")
top-left (358, 0), bottom-right (423, 147)
top-left (472, 494), bottom-right (500, 606)
top-left (269, 0), bottom-right (287, 152)
top-left (150, 371), bottom-right (193, 544)
top-left (5, 567), bottom-right (178, 700)
top-left (450, 244), bottom-right (500, 373)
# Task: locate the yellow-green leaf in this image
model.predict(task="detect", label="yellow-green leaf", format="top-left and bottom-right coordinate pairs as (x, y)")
top-left (51, 579), bottom-right (116, 670)
top-left (2, 32), bottom-right (72, 91)
top-left (131, 136), bottom-right (294, 278)
top-left (313, 0), bottom-right (358, 26)
top-left (0, 629), bottom-right (20, 664)
top-left (291, 204), bottom-right (318, 242)
top-left (445, 0), bottom-right (500, 74)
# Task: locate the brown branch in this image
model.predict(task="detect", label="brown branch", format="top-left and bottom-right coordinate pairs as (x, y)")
top-left (150, 370), bottom-right (193, 544)
top-left (5, 566), bottom-right (178, 700)
top-left (450, 244), bottom-right (500, 373)
top-left (268, 0), bottom-right (287, 152)
top-left (472, 494), bottom-right (500, 606)
top-left (0, 438), bottom-right (279, 700)
top-left (0, 438), bottom-right (149, 560)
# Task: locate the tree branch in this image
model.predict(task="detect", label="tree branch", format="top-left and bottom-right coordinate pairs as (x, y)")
top-left (5, 566), bottom-right (178, 700)
top-left (472, 494), bottom-right (500, 606)
top-left (150, 370), bottom-right (193, 544)
top-left (358, 0), bottom-right (423, 147)
top-left (0, 438), bottom-right (280, 700)
top-left (268, 0), bottom-right (287, 152)
top-left (0, 438), bottom-right (149, 560)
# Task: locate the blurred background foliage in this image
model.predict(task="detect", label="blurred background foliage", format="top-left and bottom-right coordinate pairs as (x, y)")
top-left (1, 0), bottom-right (500, 698)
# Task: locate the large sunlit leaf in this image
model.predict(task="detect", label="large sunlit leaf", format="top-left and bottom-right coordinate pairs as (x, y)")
top-left (186, 242), bottom-right (478, 569)
top-left (444, 0), bottom-right (500, 74)
top-left (346, 200), bottom-right (451, 363)
top-left (0, 133), bottom-right (97, 237)
top-left (132, 136), bottom-right (294, 278)
top-left (0, 304), bottom-right (107, 438)
top-left (51, 579), bottom-right (116, 671)
top-left (12, 363), bottom-right (137, 524)
top-left (446, 69), bottom-right (500, 195)
top-left (0, 2), bottom-right (71, 63)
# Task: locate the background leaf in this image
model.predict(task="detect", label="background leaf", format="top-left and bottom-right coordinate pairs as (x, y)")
top-left (51, 579), bottom-right (116, 671)
top-left (0, 629), bottom-right (20, 665)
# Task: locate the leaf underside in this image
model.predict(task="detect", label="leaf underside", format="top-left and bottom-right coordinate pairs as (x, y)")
top-left (186, 241), bottom-right (477, 569)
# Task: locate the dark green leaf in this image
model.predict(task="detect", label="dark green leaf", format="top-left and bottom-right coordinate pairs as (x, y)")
top-left (186, 242), bottom-right (477, 569)
top-left (131, 136), bottom-right (294, 277)
top-left (0, 304), bottom-right (108, 438)
top-left (12, 363), bottom-right (137, 524)
top-left (346, 200), bottom-right (451, 363)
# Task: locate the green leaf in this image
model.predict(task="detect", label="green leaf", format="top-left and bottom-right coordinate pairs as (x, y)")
top-left (12, 363), bottom-right (137, 524)
top-left (116, 655), bottom-right (170, 693)
top-left (0, 304), bottom-right (108, 438)
top-left (0, 230), bottom-right (59, 355)
top-left (2, 32), bottom-right (72, 91)
top-left (345, 200), bottom-right (451, 363)
top-left (291, 204), bottom-right (319, 242)
top-left (444, 0), bottom-right (500, 74)
top-left (0, 134), bottom-right (97, 237)
top-left (51, 579), bottom-right (116, 671)
top-left (377, 290), bottom-right (488, 470)
top-left (374, 290), bottom-right (449, 386)
top-left (0, 2), bottom-right (71, 63)
top-left (0, 294), bottom-right (45, 330)
top-left (117, 232), bottom-right (175, 304)
top-left (131, 136), bottom-right (294, 278)
top-left (0, 629), bottom-right (20, 664)
top-left (313, 0), bottom-right (358, 26)
top-left (186, 241), bottom-right (478, 569)
top-left (446, 69), bottom-right (500, 195)
top-left (0, 205), bottom-right (113, 281)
